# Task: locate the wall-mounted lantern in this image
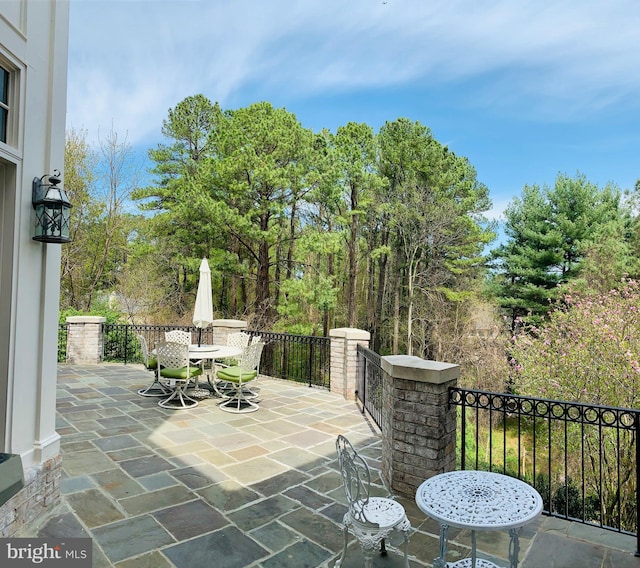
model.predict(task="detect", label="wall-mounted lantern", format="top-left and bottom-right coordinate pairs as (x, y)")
top-left (32, 170), bottom-right (72, 243)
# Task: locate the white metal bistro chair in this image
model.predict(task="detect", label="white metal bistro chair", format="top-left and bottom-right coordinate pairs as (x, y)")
top-left (216, 341), bottom-right (264, 413)
top-left (209, 331), bottom-right (252, 396)
top-left (215, 334), bottom-right (265, 400)
top-left (156, 341), bottom-right (202, 409)
top-left (241, 337), bottom-right (265, 400)
top-left (164, 329), bottom-right (191, 346)
top-left (136, 335), bottom-right (172, 397)
top-left (221, 332), bottom-right (251, 365)
top-left (335, 435), bottom-right (411, 568)
top-left (165, 328), bottom-right (203, 388)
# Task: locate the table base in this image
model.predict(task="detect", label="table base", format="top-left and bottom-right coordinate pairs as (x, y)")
top-left (186, 388), bottom-right (212, 399)
top-left (448, 559), bottom-right (501, 568)
top-left (435, 523), bottom-right (520, 568)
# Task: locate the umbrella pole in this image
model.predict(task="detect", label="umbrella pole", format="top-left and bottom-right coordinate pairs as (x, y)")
top-left (198, 328), bottom-right (202, 347)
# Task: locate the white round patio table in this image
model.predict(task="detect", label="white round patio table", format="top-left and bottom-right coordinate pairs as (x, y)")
top-left (188, 344), bottom-right (242, 398)
top-left (415, 470), bottom-right (543, 568)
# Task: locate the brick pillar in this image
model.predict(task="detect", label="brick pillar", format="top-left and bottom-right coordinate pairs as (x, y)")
top-left (380, 355), bottom-right (460, 498)
top-left (65, 316), bottom-right (106, 364)
top-left (211, 319), bottom-right (248, 346)
top-left (329, 328), bottom-right (370, 400)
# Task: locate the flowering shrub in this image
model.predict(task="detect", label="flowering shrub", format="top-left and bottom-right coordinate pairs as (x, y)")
top-left (510, 279), bottom-right (640, 409)
top-left (508, 280), bottom-right (640, 530)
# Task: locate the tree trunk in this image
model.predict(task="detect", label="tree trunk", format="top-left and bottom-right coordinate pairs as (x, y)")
top-left (393, 253), bottom-right (401, 354)
top-left (286, 202), bottom-right (297, 280)
top-left (374, 254), bottom-right (387, 353)
top-left (229, 235), bottom-right (239, 315)
top-left (257, 241), bottom-right (271, 312)
top-left (325, 245), bottom-right (335, 338)
top-left (366, 241), bottom-right (375, 335)
top-left (274, 240), bottom-right (281, 309)
top-left (347, 184), bottom-right (359, 327)
top-left (256, 212), bottom-right (271, 318)
top-left (407, 263), bottom-right (414, 357)
top-left (373, 226), bottom-right (389, 353)
top-left (219, 275), bottom-right (228, 313)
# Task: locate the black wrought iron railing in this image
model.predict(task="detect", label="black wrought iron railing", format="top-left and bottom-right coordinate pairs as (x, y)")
top-left (247, 330), bottom-right (330, 389)
top-left (102, 324), bottom-right (201, 365)
top-left (356, 344), bottom-right (383, 429)
top-left (58, 323), bottom-right (330, 388)
top-left (450, 387), bottom-right (640, 550)
top-left (352, 345), bottom-right (640, 546)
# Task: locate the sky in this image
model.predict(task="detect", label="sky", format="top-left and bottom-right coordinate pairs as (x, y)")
top-left (66, 0), bottom-right (640, 221)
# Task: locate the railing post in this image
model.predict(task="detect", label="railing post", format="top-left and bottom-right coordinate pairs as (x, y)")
top-left (380, 355), bottom-right (460, 498)
top-left (308, 340), bottom-right (314, 387)
top-left (634, 411), bottom-right (640, 556)
top-left (124, 324), bottom-right (129, 365)
top-left (460, 394), bottom-right (466, 471)
top-left (360, 354), bottom-right (367, 411)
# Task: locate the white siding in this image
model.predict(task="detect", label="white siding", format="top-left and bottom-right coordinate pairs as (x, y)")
top-left (0, 0), bottom-right (69, 468)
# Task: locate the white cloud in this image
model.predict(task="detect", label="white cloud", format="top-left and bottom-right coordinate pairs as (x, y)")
top-left (485, 196), bottom-right (513, 222)
top-left (66, 0), bottom-right (640, 146)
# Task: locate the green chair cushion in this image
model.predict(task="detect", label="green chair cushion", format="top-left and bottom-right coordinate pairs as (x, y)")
top-left (146, 356), bottom-right (158, 370)
top-left (160, 366), bottom-right (202, 380)
top-left (216, 366), bottom-right (257, 383)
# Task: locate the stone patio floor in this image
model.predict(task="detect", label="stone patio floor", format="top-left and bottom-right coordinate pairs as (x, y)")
top-left (21, 364), bottom-right (640, 567)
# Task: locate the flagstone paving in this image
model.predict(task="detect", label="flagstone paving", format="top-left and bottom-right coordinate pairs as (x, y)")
top-left (19, 364), bottom-right (640, 567)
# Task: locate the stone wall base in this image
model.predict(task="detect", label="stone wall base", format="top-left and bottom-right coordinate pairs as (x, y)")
top-left (0, 454), bottom-right (62, 537)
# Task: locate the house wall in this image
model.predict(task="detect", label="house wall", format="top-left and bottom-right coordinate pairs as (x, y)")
top-left (0, 0), bottom-right (69, 530)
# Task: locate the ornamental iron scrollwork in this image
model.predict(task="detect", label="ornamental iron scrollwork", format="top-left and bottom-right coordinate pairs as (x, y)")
top-left (449, 387), bottom-right (638, 431)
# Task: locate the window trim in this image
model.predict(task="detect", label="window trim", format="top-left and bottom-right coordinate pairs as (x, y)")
top-left (0, 53), bottom-right (22, 152)
top-left (0, 66), bottom-right (9, 144)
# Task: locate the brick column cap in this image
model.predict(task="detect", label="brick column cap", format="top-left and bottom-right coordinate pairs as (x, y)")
top-left (211, 319), bottom-right (247, 329)
top-left (381, 355), bottom-right (460, 384)
top-left (65, 316), bottom-right (106, 324)
top-left (329, 328), bottom-right (370, 340)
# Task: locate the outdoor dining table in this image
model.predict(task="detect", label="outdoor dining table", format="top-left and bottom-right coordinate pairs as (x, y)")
top-left (188, 344), bottom-right (243, 398)
top-left (415, 470), bottom-right (543, 568)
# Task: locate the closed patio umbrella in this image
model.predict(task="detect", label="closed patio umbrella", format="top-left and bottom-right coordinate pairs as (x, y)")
top-left (193, 258), bottom-right (214, 346)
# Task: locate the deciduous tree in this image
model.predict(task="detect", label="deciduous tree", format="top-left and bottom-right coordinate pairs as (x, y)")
top-left (61, 127), bottom-right (140, 311)
top-left (509, 281), bottom-right (640, 530)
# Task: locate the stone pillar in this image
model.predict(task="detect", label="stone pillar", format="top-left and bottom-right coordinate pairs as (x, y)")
top-left (211, 319), bottom-right (248, 346)
top-left (329, 328), bottom-right (370, 400)
top-left (0, 454), bottom-right (62, 537)
top-left (380, 355), bottom-right (460, 498)
top-left (65, 316), bottom-right (106, 364)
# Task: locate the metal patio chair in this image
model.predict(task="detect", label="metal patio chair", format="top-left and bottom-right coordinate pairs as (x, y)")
top-left (335, 435), bottom-right (411, 568)
top-left (164, 329), bottom-right (191, 346)
top-left (221, 332), bottom-right (251, 365)
top-left (241, 337), bottom-right (265, 400)
top-left (209, 331), bottom-right (252, 397)
top-left (216, 341), bottom-right (264, 413)
top-left (136, 335), bottom-right (172, 397)
top-left (156, 341), bottom-right (202, 409)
